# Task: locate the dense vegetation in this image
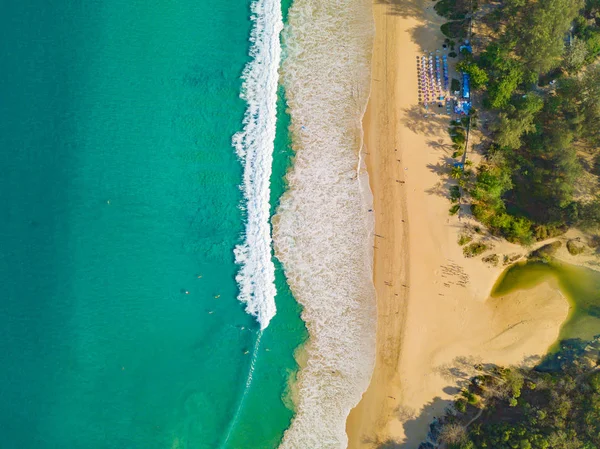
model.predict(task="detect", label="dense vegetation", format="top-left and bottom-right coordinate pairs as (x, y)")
top-left (439, 0), bottom-right (600, 244)
top-left (432, 337), bottom-right (600, 449)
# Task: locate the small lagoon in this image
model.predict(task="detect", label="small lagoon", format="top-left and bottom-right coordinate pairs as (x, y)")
top-left (492, 260), bottom-right (600, 347)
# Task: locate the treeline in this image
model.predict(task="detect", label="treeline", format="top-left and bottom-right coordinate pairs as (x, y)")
top-left (432, 337), bottom-right (600, 449)
top-left (443, 0), bottom-right (600, 244)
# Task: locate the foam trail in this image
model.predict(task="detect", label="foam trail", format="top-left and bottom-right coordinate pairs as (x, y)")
top-left (274, 0), bottom-right (377, 447)
top-left (218, 332), bottom-right (263, 448)
top-left (232, 0), bottom-right (283, 330)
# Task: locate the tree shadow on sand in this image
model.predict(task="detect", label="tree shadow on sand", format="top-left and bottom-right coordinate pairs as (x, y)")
top-left (376, 0), bottom-right (427, 20)
top-left (372, 397), bottom-right (451, 449)
top-left (402, 105), bottom-right (449, 137)
top-left (364, 352), bottom-right (562, 449)
top-left (422, 139), bottom-right (456, 199)
top-left (376, 0), bottom-right (446, 52)
top-left (424, 160), bottom-right (454, 199)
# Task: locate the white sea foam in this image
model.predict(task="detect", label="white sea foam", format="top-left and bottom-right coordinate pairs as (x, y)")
top-left (232, 0), bottom-right (283, 330)
top-left (274, 0), bottom-right (377, 447)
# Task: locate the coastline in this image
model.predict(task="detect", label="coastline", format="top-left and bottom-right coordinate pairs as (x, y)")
top-left (346, 0), bottom-right (586, 446)
top-left (274, 0), bottom-right (378, 446)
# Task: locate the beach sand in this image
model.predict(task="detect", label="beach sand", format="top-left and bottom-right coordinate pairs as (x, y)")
top-left (346, 0), bottom-right (572, 446)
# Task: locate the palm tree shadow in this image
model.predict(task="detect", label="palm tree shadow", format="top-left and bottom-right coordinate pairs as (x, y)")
top-left (402, 105), bottom-right (450, 137)
top-left (377, 0), bottom-right (426, 19)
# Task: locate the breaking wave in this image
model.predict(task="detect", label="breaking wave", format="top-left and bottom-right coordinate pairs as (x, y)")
top-left (232, 0), bottom-right (283, 330)
top-left (274, 0), bottom-right (377, 447)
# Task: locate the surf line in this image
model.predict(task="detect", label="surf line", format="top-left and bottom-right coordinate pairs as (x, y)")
top-left (218, 331), bottom-right (263, 448)
top-left (232, 0), bottom-right (282, 330)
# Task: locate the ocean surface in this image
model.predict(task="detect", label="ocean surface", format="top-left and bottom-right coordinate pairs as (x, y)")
top-left (0, 0), bottom-right (305, 448)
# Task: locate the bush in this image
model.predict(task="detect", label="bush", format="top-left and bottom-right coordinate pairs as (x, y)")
top-left (434, 0), bottom-right (471, 19)
top-left (450, 185), bottom-right (461, 202)
top-left (593, 153), bottom-right (600, 176)
top-left (458, 234), bottom-right (473, 245)
top-left (441, 20), bottom-right (469, 40)
top-left (455, 398), bottom-right (467, 413)
top-left (482, 253), bottom-right (499, 265)
top-left (450, 204), bottom-right (461, 215)
top-left (566, 239), bottom-right (585, 255)
top-left (449, 51), bottom-right (458, 58)
top-left (463, 242), bottom-right (488, 257)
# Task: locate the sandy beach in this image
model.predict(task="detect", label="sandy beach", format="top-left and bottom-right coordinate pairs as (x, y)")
top-left (346, 0), bottom-right (574, 446)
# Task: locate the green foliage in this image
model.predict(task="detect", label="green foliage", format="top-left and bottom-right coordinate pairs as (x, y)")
top-left (440, 0), bottom-right (600, 245)
top-left (458, 234), bottom-right (473, 245)
top-left (513, 0), bottom-right (585, 73)
top-left (434, 0), bottom-right (472, 19)
top-left (579, 200), bottom-right (600, 229)
top-left (567, 239), bottom-right (586, 255)
top-left (494, 94), bottom-right (544, 149)
top-left (441, 20), bottom-right (469, 39)
top-left (457, 61), bottom-right (490, 88)
top-left (450, 185), bottom-right (462, 202)
top-left (486, 64), bottom-right (523, 109)
top-left (482, 253), bottom-right (500, 265)
top-left (450, 204), bottom-right (461, 215)
top-left (463, 241), bottom-right (488, 257)
top-left (585, 30), bottom-right (600, 59)
top-left (436, 338), bottom-right (600, 449)
top-left (564, 38), bottom-right (589, 72)
top-left (455, 398), bottom-right (467, 413)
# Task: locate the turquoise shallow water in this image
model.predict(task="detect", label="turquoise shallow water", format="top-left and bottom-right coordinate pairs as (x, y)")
top-left (0, 1), bottom-right (304, 448)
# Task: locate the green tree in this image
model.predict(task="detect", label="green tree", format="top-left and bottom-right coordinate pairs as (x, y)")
top-left (564, 37), bottom-right (589, 71)
top-left (495, 94), bottom-right (544, 149)
top-left (514, 0), bottom-right (585, 73)
top-left (457, 61), bottom-right (490, 88)
top-left (487, 64), bottom-right (523, 109)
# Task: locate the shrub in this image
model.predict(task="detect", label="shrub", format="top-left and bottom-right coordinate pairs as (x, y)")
top-left (482, 253), bottom-right (499, 265)
top-left (450, 204), bottom-right (461, 215)
top-left (455, 398), bottom-right (467, 413)
top-left (463, 242), bottom-right (488, 257)
top-left (458, 234), bottom-right (473, 245)
top-left (566, 239), bottom-right (585, 255)
top-left (441, 20), bottom-right (469, 39)
top-left (449, 51), bottom-right (458, 58)
top-left (450, 185), bottom-right (461, 202)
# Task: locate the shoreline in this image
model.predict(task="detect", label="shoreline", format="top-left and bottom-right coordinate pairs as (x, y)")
top-left (274, 0), bottom-right (379, 445)
top-left (346, 0), bottom-right (594, 446)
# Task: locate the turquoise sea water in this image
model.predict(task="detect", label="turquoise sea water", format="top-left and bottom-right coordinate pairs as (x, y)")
top-left (0, 1), bottom-right (304, 448)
